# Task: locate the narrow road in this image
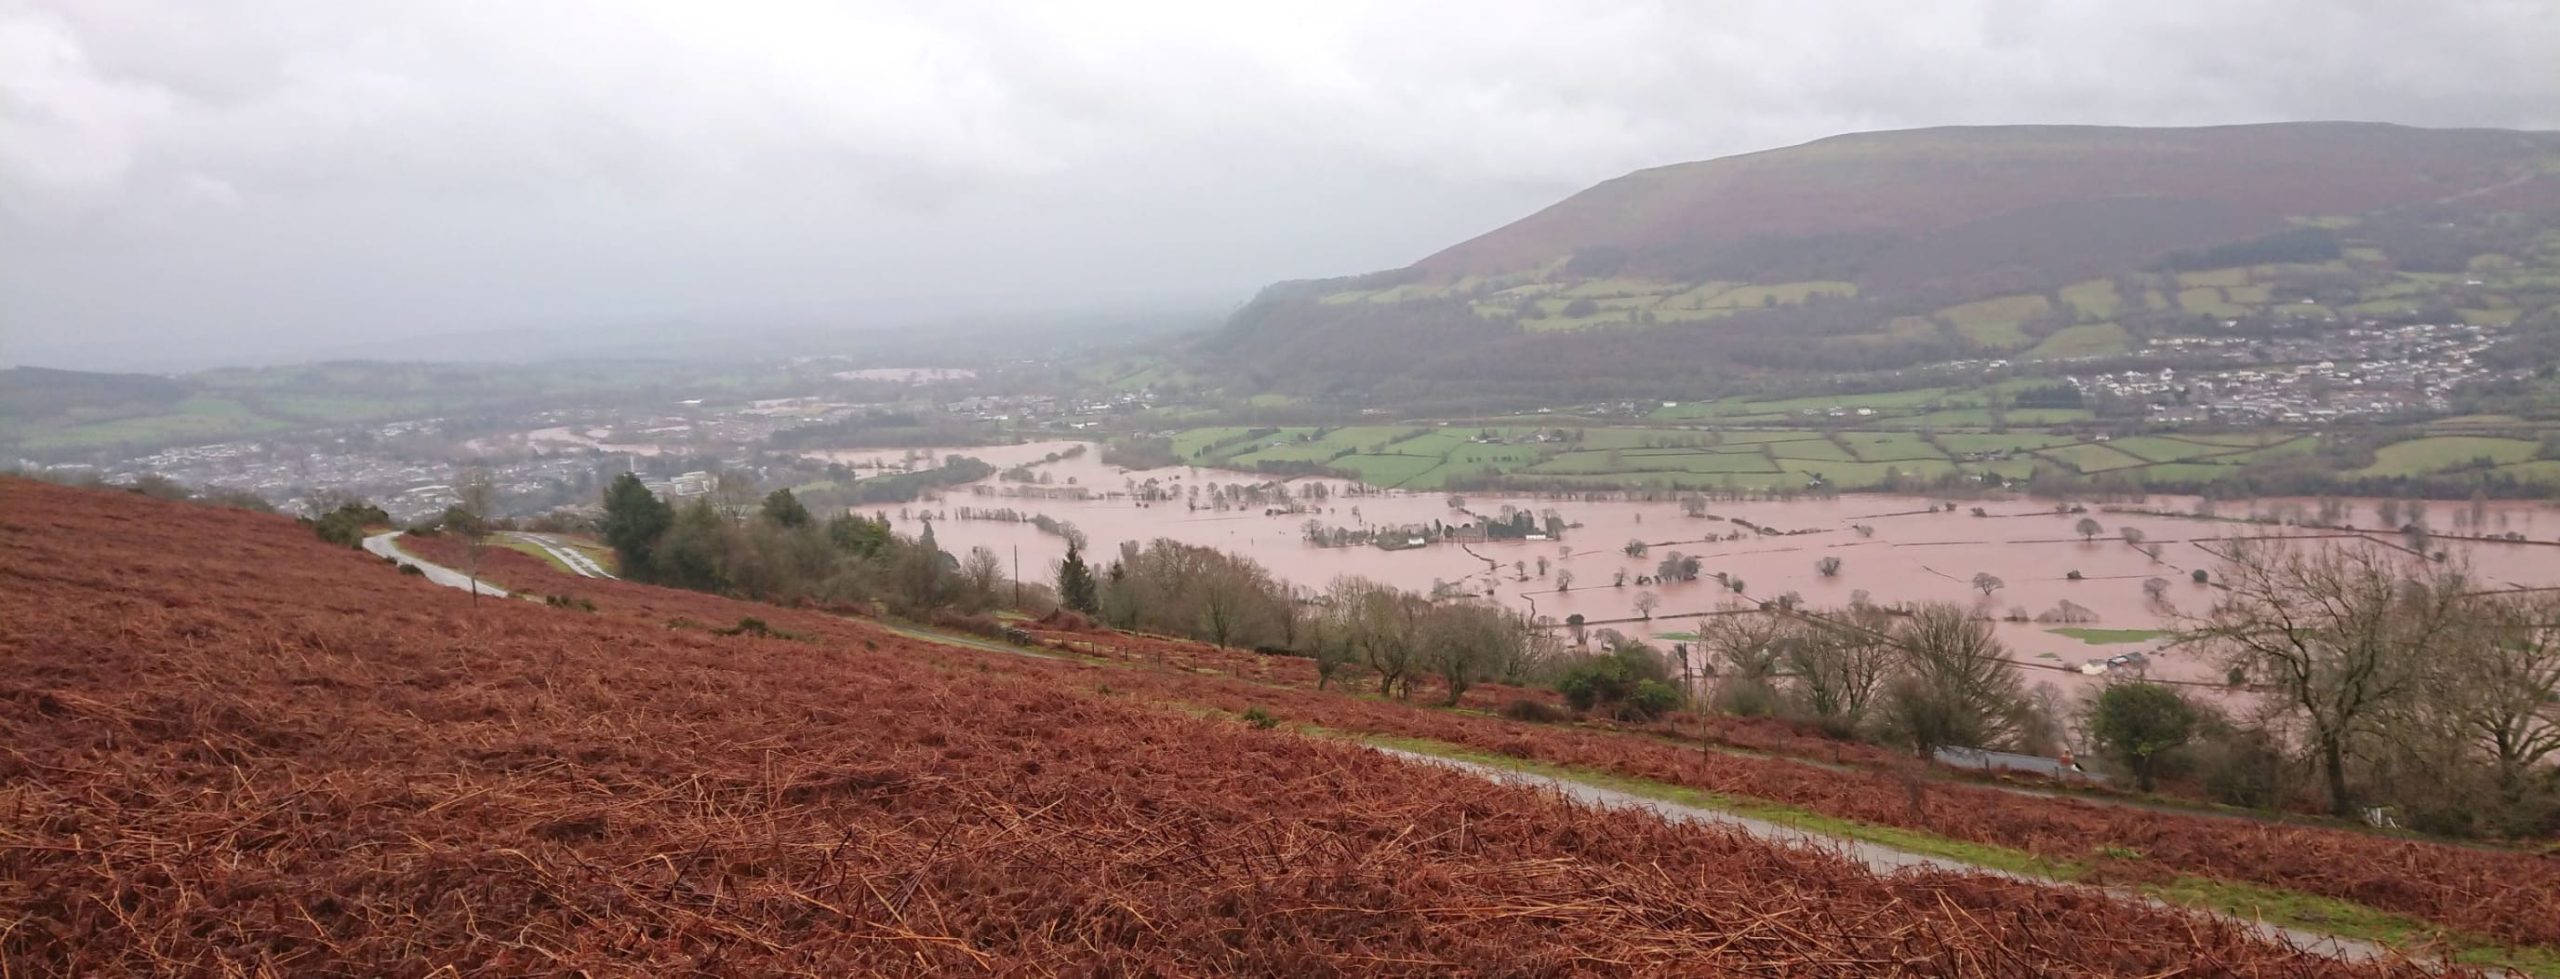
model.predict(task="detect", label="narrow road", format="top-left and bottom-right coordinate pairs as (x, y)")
top-left (362, 532), bottom-right (510, 598)
top-left (505, 531), bottom-right (615, 578)
top-left (1375, 747), bottom-right (2393, 965)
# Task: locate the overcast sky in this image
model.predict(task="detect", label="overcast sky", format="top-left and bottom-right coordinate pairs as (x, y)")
top-left (4, 0), bottom-right (2556, 371)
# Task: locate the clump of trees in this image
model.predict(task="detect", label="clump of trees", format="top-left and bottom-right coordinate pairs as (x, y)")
top-left (1556, 640), bottom-right (1684, 721)
top-left (306, 499), bottom-right (390, 548)
top-left (2084, 682), bottom-right (2197, 792)
top-left (598, 473), bottom-right (1016, 617)
top-left (1679, 600), bottom-right (2037, 755)
top-left (2187, 540), bottom-right (2560, 835)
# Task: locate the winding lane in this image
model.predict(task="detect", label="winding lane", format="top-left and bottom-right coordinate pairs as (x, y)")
top-left (362, 532), bottom-right (510, 598)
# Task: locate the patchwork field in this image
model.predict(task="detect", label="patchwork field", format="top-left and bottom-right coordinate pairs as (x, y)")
top-left (1160, 410), bottom-right (2560, 493)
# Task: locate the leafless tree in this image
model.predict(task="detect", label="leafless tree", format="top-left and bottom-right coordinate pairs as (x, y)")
top-left (713, 469), bottom-right (758, 525)
top-left (1786, 606), bottom-right (1896, 737)
top-left (2188, 539), bottom-right (2467, 815)
top-left (961, 546), bottom-right (1005, 609)
top-left (1633, 590), bottom-right (1660, 619)
top-left (1879, 603), bottom-right (2028, 756)
top-left (453, 468), bottom-right (497, 604)
top-left (2142, 576), bottom-right (2171, 605)
top-left (2429, 592), bottom-right (2560, 797)
top-left (1972, 572), bottom-right (2004, 596)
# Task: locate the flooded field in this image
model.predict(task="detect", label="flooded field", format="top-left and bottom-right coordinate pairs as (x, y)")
top-left (829, 441), bottom-right (2560, 694)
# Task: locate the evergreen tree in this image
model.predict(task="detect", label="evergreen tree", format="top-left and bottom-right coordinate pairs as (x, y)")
top-left (826, 513), bottom-right (892, 558)
top-left (599, 473), bottom-right (672, 581)
top-left (759, 488), bottom-right (812, 528)
top-left (1056, 540), bottom-right (1099, 614)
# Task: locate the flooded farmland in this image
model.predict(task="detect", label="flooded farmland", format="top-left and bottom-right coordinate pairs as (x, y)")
top-left (827, 440), bottom-right (2560, 694)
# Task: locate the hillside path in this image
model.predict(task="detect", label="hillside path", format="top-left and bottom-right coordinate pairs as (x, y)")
top-left (1373, 747), bottom-right (2397, 966)
top-left (505, 531), bottom-right (615, 578)
top-left (362, 532), bottom-right (510, 598)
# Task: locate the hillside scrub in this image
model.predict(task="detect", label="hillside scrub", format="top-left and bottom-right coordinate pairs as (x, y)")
top-left (0, 477), bottom-right (2460, 976)
top-left (424, 496), bottom-right (2560, 952)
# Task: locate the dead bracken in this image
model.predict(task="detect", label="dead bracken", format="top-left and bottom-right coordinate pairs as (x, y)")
top-left (0, 478), bottom-right (2495, 975)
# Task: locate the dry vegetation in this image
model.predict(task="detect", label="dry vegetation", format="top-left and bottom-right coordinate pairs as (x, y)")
top-left (0, 478), bottom-right (2504, 975)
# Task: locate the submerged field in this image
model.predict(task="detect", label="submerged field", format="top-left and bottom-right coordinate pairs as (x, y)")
top-left (10, 478), bottom-right (2492, 975)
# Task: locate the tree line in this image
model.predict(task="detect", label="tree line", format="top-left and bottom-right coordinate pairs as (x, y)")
top-left (1669, 540), bottom-right (2558, 838)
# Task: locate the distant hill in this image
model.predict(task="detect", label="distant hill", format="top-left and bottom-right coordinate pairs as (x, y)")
top-left (0, 366), bottom-right (192, 420)
top-left (1415, 123), bottom-right (2558, 290)
top-left (1207, 122), bottom-right (2560, 401)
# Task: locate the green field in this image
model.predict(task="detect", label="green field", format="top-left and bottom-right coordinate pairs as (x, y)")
top-left (2038, 441), bottom-right (2152, 474)
top-left (1768, 439), bottom-right (1857, 462)
top-left (1839, 432), bottom-right (1948, 463)
top-left (2026, 323), bottom-right (2131, 359)
top-left (2057, 280), bottom-right (2121, 318)
top-left (1935, 433), bottom-right (2076, 456)
top-left (2106, 436), bottom-right (2248, 464)
top-left (2355, 436), bottom-right (2541, 477)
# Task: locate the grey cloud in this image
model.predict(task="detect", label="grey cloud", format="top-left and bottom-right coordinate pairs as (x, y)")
top-left (3, 0), bottom-right (2555, 370)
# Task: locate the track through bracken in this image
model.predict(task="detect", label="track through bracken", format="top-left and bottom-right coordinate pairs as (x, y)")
top-left (407, 504), bottom-right (2560, 952)
top-left (323, 494), bottom-right (2560, 952)
top-left (0, 479), bottom-right (2486, 975)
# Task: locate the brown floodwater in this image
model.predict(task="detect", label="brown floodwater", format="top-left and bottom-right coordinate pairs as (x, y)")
top-left (824, 441), bottom-right (2560, 696)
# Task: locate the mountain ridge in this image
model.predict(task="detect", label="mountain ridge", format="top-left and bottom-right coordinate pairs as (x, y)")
top-left (1208, 121), bottom-right (2560, 399)
top-left (1414, 121), bottom-right (2560, 283)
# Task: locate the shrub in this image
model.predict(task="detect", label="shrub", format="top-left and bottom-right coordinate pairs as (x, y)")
top-left (1620, 680), bottom-right (1684, 722)
top-left (397, 564), bottom-right (425, 577)
top-left (2189, 726), bottom-right (2290, 809)
top-left (307, 500), bottom-right (390, 549)
top-left (1500, 698), bottom-right (1566, 723)
top-left (1710, 678), bottom-right (1780, 719)
top-left (1554, 642), bottom-right (1676, 717)
top-left (1240, 707), bottom-right (1279, 730)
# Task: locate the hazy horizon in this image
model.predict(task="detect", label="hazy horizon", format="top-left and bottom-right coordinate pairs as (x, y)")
top-left (6, 0), bottom-right (2558, 372)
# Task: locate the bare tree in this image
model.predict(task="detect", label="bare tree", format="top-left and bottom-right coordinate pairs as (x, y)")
top-left (1879, 603), bottom-right (2028, 756)
top-left (1195, 560), bottom-right (1263, 650)
top-left (2432, 592), bottom-right (2560, 797)
top-left (2190, 540), bottom-right (2467, 815)
top-left (2075, 517), bottom-right (2103, 542)
top-left (2142, 577), bottom-right (2171, 604)
top-left (1554, 569), bottom-right (1575, 591)
top-left (452, 468), bottom-right (498, 604)
top-left (1633, 590), bottom-right (1660, 619)
top-left (2120, 526), bottom-right (2146, 548)
top-left (712, 469), bottom-right (758, 525)
top-left (961, 546), bottom-right (1005, 609)
top-left (1971, 572), bottom-right (2004, 596)
top-left (1303, 578), bottom-right (1365, 690)
top-left (1344, 579), bottom-right (1423, 699)
top-left (1700, 609), bottom-right (1788, 716)
top-left (1815, 556), bottom-right (1843, 578)
top-left (1422, 601), bottom-right (1521, 706)
top-left (1786, 606), bottom-right (1896, 737)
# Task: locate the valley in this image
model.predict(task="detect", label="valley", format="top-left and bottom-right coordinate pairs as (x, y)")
top-left (833, 439), bottom-right (2560, 698)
